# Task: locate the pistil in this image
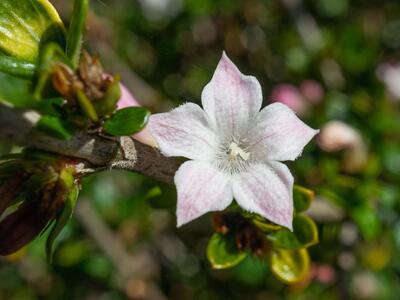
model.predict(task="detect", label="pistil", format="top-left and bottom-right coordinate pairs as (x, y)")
top-left (228, 142), bottom-right (250, 161)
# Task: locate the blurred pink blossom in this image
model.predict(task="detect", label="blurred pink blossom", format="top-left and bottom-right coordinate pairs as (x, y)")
top-left (317, 121), bottom-right (361, 152)
top-left (117, 83), bottom-right (156, 147)
top-left (376, 62), bottom-right (400, 101)
top-left (311, 264), bottom-right (336, 284)
top-left (270, 81), bottom-right (324, 116)
top-left (270, 84), bottom-right (306, 115)
top-left (299, 80), bottom-right (324, 104)
top-left (318, 121), bottom-right (367, 173)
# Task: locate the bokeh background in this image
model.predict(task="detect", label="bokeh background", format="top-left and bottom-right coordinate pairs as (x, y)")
top-left (1, 0), bottom-right (400, 299)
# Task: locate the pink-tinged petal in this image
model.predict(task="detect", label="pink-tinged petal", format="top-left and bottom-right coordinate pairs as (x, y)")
top-left (117, 83), bottom-right (140, 109)
top-left (148, 103), bottom-right (218, 161)
top-left (249, 103), bottom-right (319, 162)
top-left (117, 83), bottom-right (156, 147)
top-left (175, 161), bottom-right (233, 227)
top-left (232, 162), bottom-right (294, 230)
top-left (201, 52), bottom-right (262, 137)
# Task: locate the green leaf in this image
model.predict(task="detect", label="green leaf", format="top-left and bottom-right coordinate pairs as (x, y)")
top-left (267, 214), bottom-right (319, 249)
top-left (206, 233), bottom-right (247, 269)
top-left (0, 56), bottom-right (35, 78)
top-left (250, 214), bottom-right (282, 233)
top-left (35, 97), bottom-right (64, 116)
top-left (293, 185), bottom-right (314, 212)
top-left (46, 183), bottom-right (79, 262)
top-left (270, 248), bottom-right (310, 284)
top-left (76, 89), bottom-right (99, 122)
top-left (94, 76), bottom-right (122, 117)
top-left (37, 115), bottom-right (74, 140)
top-left (103, 107), bottom-right (150, 136)
top-left (66, 0), bottom-right (89, 68)
top-left (59, 167), bottom-right (76, 189)
top-left (33, 43), bottom-right (72, 100)
top-left (0, 0), bottom-right (65, 62)
top-left (0, 72), bottom-right (34, 108)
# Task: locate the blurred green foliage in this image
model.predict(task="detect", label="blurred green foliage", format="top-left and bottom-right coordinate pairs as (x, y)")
top-left (1, 0), bottom-right (400, 299)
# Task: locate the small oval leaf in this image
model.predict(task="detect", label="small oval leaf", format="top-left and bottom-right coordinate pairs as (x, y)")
top-left (206, 233), bottom-right (247, 270)
top-left (267, 214), bottom-right (318, 249)
top-left (0, 0), bottom-right (65, 61)
top-left (293, 185), bottom-right (314, 212)
top-left (270, 248), bottom-right (310, 284)
top-left (103, 107), bottom-right (150, 136)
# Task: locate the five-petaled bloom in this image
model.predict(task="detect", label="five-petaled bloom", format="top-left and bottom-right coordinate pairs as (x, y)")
top-left (149, 52), bottom-right (318, 230)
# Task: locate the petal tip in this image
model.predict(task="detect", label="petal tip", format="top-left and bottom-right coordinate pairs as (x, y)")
top-left (221, 50), bottom-right (229, 61)
top-left (284, 220), bottom-right (294, 232)
top-left (217, 51), bottom-right (239, 75)
top-left (176, 208), bottom-right (188, 227)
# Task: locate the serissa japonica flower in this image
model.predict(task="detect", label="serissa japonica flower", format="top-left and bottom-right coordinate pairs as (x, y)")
top-left (148, 52), bottom-right (319, 230)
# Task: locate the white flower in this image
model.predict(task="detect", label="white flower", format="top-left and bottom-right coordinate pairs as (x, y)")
top-left (148, 52), bottom-right (318, 229)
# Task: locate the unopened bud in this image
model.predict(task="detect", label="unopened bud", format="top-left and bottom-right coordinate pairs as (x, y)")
top-left (318, 121), bottom-right (361, 152)
top-left (318, 121), bottom-right (368, 173)
top-left (52, 63), bottom-right (84, 103)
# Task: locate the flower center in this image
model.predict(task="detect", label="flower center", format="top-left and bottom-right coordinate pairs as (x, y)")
top-left (228, 142), bottom-right (250, 161)
top-left (215, 140), bottom-right (251, 174)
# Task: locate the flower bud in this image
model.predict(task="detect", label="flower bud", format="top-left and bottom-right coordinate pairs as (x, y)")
top-left (318, 121), bottom-right (368, 173)
top-left (318, 121), bottom-right (361, 152)
top-left (0, 152), bottom-right (80, 256)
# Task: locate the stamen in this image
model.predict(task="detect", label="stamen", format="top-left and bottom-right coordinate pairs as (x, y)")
top-left (228, 142), bottom-right (250, 161)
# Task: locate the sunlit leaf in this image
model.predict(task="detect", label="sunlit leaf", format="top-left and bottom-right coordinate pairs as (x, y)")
top-left (207, 233), bottom-right (247, 269)
top-left (0, 0), bottom-right (65, 61)
top-left (270, 248), bottom-right (310, 284)
top-left (103, 107), bottom-right (150, 136)
top-left (0, 56), bottom-right (35, 78)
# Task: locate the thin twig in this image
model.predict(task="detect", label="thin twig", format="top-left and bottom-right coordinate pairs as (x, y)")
top-left (76, 199), bottom-right (167, 300)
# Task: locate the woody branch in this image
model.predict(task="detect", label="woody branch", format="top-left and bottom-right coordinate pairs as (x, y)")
top-left (0, 103), bottom-right (181, 183)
